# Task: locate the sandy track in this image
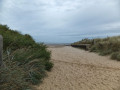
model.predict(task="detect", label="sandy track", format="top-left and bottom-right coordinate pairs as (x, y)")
top-left (37, 46), bottom-right (120, 90)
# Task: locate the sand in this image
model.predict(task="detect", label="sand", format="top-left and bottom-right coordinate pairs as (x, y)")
top-left (37, 46), bottom-right (120, 90)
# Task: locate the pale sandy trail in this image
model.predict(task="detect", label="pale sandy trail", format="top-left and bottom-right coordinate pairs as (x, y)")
top-left (37, 46), bottom-right (120, 90)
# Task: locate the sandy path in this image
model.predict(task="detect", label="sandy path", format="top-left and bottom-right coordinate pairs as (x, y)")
top-left (37, 46), bottom-right (120, 90)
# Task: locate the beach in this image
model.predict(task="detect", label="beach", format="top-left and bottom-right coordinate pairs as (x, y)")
top-left (37, 46), bottom-right (120, 90)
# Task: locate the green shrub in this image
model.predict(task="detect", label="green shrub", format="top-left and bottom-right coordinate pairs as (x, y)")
top-left (0, 24), bottom-right (53, 90)
top-left (111, 52), bottom-right (119, 60)
top-left (116, 53), bottom-right (120, 61)
top-left (0, 61), bottom-right (30, 90)
top-left (99, 50), bottom-right (112, 56)
top-left (45, 61), bottom-right (54, 71)
top-left (90, 46), bottom-right (97, 52)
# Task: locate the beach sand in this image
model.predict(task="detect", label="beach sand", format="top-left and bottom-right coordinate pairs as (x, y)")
top-left (37, 46), bottom-right (120, 90)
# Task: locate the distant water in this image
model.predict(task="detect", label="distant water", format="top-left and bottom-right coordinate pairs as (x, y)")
top-left (45, 43), bottom-right (71, 46)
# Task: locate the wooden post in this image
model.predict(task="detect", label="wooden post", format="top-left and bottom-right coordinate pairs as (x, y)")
top-left (0, 35), bottom-right (3, 67)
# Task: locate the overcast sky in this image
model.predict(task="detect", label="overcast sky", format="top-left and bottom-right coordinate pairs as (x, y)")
top-left (0, 0), bottom-right (120, 43)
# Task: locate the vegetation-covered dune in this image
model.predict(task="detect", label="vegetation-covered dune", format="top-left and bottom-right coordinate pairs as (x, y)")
top-left (0, 24), bottom-right (53, 90)
top-left (72, 36), bottom-right (120, 61)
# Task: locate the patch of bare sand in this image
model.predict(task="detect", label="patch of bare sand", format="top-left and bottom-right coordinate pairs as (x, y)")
top-left (37, 46), bottom-right (120, 90)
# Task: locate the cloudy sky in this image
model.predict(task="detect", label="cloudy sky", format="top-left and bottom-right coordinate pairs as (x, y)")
top-left (0, 0), bottom-right (120, 43)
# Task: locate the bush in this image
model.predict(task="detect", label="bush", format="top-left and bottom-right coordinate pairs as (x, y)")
top-left (99, 50), bottom-right (112, 56)
top-left (90, 46), bottom-right (97, 52)
top-left (45, 61), bottom-right (54, 71)
top-left (0, 60), bottom-right (30, 90)
top-left (116, 53), bottom-right (120, 61)
top-left (111, 52), bottom-right (119, 60)
top-left (0, 24), bottom-right (53, 90)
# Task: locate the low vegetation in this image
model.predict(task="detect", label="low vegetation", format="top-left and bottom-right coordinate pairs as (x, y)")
top-left (72, 36), bottom-right (120, 61)
top-left (0, 24), bottom-right (53, 90)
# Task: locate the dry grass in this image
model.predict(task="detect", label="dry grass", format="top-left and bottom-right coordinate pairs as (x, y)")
top-left (0, 24), bottom-right (53, 90)
top-left (72, 36), bottom-right (120, 61)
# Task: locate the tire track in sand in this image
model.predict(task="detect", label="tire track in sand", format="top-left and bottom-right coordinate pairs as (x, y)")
top-left (37, 46), bottom-right (120, 90)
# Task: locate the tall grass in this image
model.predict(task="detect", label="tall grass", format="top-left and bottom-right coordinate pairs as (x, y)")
top-left (0, 24), bottom-right (53, 90)
top-left (72, 36), bottom-right (120, 61)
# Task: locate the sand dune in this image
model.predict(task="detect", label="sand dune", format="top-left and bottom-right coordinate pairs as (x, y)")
top-left (37, 46), bottom-right (120, 90)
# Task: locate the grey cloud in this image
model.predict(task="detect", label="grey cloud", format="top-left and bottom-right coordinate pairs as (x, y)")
top-left (0, 0), bottom-right (4, 11)
top-left (0, 0), bottom-right (120, 43)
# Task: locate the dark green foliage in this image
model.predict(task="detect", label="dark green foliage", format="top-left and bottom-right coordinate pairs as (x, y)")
top-left (111, 52), bottom-right (118, 60)
top-left (0, 24), bottom-right (53, 90)
top-left (0, 24), bottom-right (35, 50)
top-left (99, 50), bottom-right (112, 56)
top-left (117, 54), bottom-right (120, 61)
top-left (45, 61), bottom-right (54, 71)
top-left (111, 52), bottom-right (120, 61)
top-left (90, 45), bottom-right (97, 52)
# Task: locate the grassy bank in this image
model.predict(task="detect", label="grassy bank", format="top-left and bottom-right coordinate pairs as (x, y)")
top-left (72, 36), bottom-right (120, 61)
top-left (0, 24), bottom-right (53, 90)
